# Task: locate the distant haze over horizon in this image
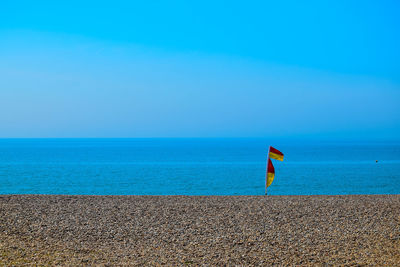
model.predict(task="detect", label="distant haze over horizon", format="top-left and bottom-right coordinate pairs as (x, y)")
top-left (1, 1), bottom-right (399, 139)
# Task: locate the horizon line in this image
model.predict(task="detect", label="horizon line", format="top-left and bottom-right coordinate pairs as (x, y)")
top-left (0, 137), bottom-right (399, 142)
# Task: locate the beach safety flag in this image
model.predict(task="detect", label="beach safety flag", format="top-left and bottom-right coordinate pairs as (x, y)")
top-left (266, 158), bottom-right (275, 187)
top-left (266, 146), bottom-right (284, 194)
top-left (269, 146), bottom-right (284, 161)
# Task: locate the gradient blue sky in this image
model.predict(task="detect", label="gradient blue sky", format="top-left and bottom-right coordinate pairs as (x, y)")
top-left (1, 1), bottom-right (399, 139)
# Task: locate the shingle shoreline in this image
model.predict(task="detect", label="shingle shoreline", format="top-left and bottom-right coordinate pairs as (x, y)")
top-left (1, 195), bottom-right (399, 265)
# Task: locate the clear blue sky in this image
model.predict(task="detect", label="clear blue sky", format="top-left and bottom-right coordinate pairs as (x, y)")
top-left (1, 0), bottom-right (399, 139)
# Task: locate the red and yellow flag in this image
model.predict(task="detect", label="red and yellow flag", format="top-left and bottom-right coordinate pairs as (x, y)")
top-left (269, 146), bottom-right (284, 161)
top-left (266, 146), bottom-right (284, 190)
top-left (266, 158), bottom-right (275, 187)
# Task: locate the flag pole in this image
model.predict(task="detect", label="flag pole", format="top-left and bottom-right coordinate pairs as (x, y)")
top-left (265, 146), bottom-right (270, 195)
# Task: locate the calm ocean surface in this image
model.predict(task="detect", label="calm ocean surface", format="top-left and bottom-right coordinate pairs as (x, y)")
top-left (0, 138), bottom-right (399, 195)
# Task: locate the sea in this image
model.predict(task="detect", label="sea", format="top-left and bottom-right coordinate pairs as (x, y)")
top-left (0, 138), bottom-right (399, 195)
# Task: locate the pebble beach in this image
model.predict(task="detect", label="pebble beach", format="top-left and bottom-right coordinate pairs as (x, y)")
top-left (1, 195), bottom-right (399, 265)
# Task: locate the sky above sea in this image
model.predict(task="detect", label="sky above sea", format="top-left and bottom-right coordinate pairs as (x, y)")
top-left (0, 1), bottom-right (399, 139)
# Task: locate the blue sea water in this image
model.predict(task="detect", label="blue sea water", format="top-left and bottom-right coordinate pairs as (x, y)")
top-left (0, 138), bottom-right (399, 195)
